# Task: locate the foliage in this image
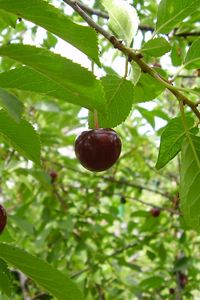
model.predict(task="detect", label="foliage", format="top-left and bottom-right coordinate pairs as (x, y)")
top-left (0, 0), bottom-right (199, 299)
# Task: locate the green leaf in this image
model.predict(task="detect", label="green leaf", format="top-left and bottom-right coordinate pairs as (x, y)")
top-left (133, 73), bottom-right (165, 103)
top-left (97, 75), bottom-right (134, 127)
top-left (156, 116), bottom-right (194, 169)
top-left (141, 37), bottom-right (171, 57)
top-left (0, 270), bottom-right (12, 297)
top-left (0, 243), bottom-right (84, 300)
top-left (0, 110), bottom-right (41, 165)
top-left (131, 61), bottom-right (141, 86)
top-left (102, 0), bottom-right (139, 46)
top-left (0, 259), bottom-right (12, 297)
top-left (174, 257), bottom-right (192, 272)
top-left (0, 67), bottom-right (104, 113)
top-left (0, 9), bottom-right (17, 28)
top-left (155, 0), bottom-right (199, 34)
top-left (0, 88), bottom-right (24, 122)
top-left (0, 0), bottom-right (100, 65)
top-left (136, 106), bottom-right (155, 128)
top-left (171, 40), bottom-right (187, 67)
top-left (0, 45), bottom-right (106, 115)
top-left (180, 135), bottom-right (200, 231)
top-left (139, 276), bottom-right (164, 289)
top-left (184, 38), bottom-right (200, 70)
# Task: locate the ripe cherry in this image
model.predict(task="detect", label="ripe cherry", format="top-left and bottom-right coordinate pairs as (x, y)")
top-left (179, 272), bottom-right (188, 288)
top-left (49, 170), bottom-right (58, 183)
top-left (150, 207), bottom-right (161, 217)
top-left (0, 204), bottom-right (7, 234)
top-left (75, 128), bottom-right (122, 172)
top-left (169, 288), bottom-right (175, 294)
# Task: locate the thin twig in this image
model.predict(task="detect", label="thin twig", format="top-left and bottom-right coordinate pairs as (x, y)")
top-left (63, 0), bottom-right (200, 121)
top-left (71, 1), bottom-right (200, 37)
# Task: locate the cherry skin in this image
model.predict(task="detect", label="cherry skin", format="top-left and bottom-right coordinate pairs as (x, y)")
top-left (150, 207), bottom-right (161, 217)
top-left (169, 288), bottom-right (175, 294)
top-left (49, 170), bottom-right (58, 183)
top-left (179, 273), bottom-right (188, 288)
top-left (0, 204), bottom-right (7, 234)
top-left (75, 128), bottom-right (122, 172)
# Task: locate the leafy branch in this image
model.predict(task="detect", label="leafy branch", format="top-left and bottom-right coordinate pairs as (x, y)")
top-left (63, 0), bottom-right (200, 121)
top-left (72, 1), bottom-right (200, 37)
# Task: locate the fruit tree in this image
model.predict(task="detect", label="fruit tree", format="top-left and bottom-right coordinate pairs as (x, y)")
top-left (0, 0), bottom-right (199, 299)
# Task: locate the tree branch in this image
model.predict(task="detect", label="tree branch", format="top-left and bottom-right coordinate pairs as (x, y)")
top-left (71, 1), bottom-right (200, 37)
top-left (63, 0), bottom-right (200, 121)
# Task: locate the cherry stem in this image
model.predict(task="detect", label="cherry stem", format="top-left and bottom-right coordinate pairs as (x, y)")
top-left (94, 110), bottom-right (99, 129)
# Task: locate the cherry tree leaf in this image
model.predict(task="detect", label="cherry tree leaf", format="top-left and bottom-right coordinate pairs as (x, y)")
top-left (184, 38), bottom-right (200, 70)
top-left (0, 110), bottom-right (41, 165)
top-left (102, 0), bottom-right (139, 46)
top-left (99, 75), bottom-right (134, 127)
top-left (141, 37), bottom-right (171, 57)
top-left (0, 44), bottom-right (106, 115)
top-left (89, 75), bottom-right (134, 128)
top-left (180, 135), bottom-right (200, 231)
top-left (0, 259), bottom-right (12, 297)
top-left (133, 73), bottom-right (165, 103)
top-left (156, 116), bottom-right (194, 169)
top-left (155, 0), bottom-right (199, 34)
top-left (0, 88), bottom-right (24, 122)
top-left (0, 0), bottom-right (100, 65)
top-left (0, 243), bottom-right (84, 300)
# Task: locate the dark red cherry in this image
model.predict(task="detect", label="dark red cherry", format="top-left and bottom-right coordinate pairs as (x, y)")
top-left (169, 288), bottom-right (175, 294)
top-left (150, 207), bottom-right (161, 217)
top-left (179, 273), bottom-right (188, 288)
top-left (75, 128), bottom-right (122, 172)
top-left (0, 204), bottom-right (7, 234)
top-left (49, 170), bottom-right (58, 183)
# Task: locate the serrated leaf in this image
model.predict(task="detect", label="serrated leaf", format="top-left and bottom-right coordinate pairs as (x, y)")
top-left (184, 38), bottom-right (200, 70)
top-left (0, 243), bottom-right (84, 300)
top-left (0, 271), bottom-right (12, 297)
top-left (0, 88), bottom-right (24, 122)
top-left (136, 106), bottom-right (155, 128)
top-left (0, 67), bottom-right (104, 113)
top-left (0, 9), bottom-right (17, 28)
top-left (156, 116), bottom-right (194, 169)
top-left (141, 37), bottom-right (171, 57)
top-left (0, 0), bottom-right (100, 65)
top-left (155, 0), bottom-right (199, 34)
top-left (174, 257), bottom-right (192, 272)
top-left (0, 259), bottom-right (12, 297)
top-left (139, 276), bottom-right (164, 289)
top-left (96, 75), bottom-right (134, 127)
top-left (0, 45), bottom-right (106, 115)
top-left (133, 73), bottom-right (165, 103)
top-left (131, 61), bottom-right (141, 86)
top-left (0, 110), bottom-right (41, 165)
top-left (180, 135), bottom-right (200, 231)
top-left (102, 0), bottom-right (139, 46)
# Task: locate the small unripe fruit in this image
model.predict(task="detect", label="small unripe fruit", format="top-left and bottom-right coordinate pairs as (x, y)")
top-left (75, 128), bottom-right (122, 172)
top-left (150, 207), bottom-right (161, 217)
top-left (0, 204), bottom-right (7, 234)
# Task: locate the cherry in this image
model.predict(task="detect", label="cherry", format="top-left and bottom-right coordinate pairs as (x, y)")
top-left (0, 204), bottom-right (7, 234)
top-left (75, 128), bottom-right (122, 172)
top-left (49, 170), bottom-right (58, 183)
top-left (179, 272), bottom-right (188, 288)
top-left (169, 288), bottom-right (175, 294)
top-left (150, 207), bottom-right (161, 217)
